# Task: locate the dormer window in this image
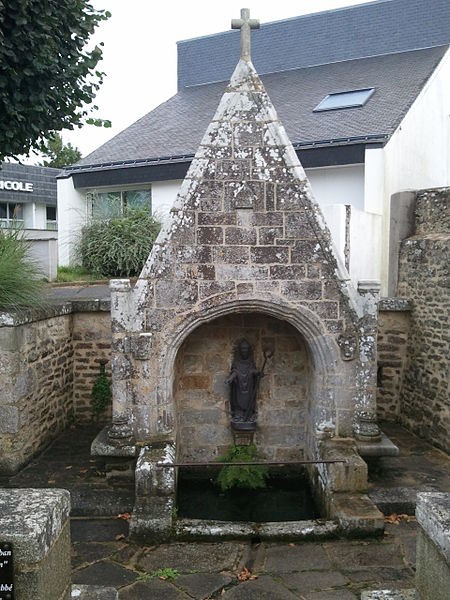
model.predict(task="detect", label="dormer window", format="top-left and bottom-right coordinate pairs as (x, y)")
top-left (313, 88), bottom-right (375, 112)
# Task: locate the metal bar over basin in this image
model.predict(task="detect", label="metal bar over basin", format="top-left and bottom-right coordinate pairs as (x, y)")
top-left (156, 459), bottom-right (347, 468)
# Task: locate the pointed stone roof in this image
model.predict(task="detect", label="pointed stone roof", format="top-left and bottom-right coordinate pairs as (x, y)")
top-left (137, 55), bottom-right (365, 326)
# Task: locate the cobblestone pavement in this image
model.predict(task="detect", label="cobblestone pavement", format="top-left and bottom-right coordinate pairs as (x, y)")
top-left (70, 520), bottom-right (418, 599)
top-left (3, 422), bottom-right (449, 599)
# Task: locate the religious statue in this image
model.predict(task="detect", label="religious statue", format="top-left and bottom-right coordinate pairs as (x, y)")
top-left (225, 339), bottom-right (273, 431)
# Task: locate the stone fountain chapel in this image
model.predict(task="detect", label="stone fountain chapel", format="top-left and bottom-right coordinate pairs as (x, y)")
top-left (98, 10), bottom-right (387, 540)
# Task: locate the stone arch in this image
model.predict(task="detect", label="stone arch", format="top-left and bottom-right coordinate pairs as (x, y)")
top-left (156, 299), bottom-right (346, 448)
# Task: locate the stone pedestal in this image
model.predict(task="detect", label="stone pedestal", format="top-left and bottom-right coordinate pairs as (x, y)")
top-left (0, 489), bottom-right (72, 600)
top-left (415, 493), bottom-right (450, 600)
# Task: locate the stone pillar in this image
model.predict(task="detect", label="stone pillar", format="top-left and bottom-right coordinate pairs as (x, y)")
top-left (130, 442), bottom-right (176, 542)
top-left (109, 279), bottom-right (134, 440)
top-left (0, 489), bottom-right (71, 600)
top-left (354, 281), bottom-right (381, 442)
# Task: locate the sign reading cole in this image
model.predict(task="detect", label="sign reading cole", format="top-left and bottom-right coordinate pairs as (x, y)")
top-left (0, 179), bottom-right (33, 192)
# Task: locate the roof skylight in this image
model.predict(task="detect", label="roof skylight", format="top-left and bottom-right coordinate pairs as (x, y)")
top-left (314, 88), bottom-right (375, 112)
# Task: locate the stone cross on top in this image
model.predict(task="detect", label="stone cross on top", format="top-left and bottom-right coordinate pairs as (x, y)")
top-left (231, 8), bottom-right (260, 61)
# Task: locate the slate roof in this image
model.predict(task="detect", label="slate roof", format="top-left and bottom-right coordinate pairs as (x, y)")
top-left (72, 46), bottom-right (448, 171)
top-left (178, 0), bottom-right (450, 88)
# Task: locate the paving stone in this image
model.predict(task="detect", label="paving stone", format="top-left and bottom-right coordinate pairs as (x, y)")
top-left (221, 575), bottom-right (298, 599)
top-left (72, 560), bottom-right (138, 588)
top-left (279, 570), bottom-right (350, 593)
top-left (342, 567), bottom-right (414, 585)
top-left (71, 584), bottom-right (118, 599)
top-left (118, 579), bottom-right (191, 599)
top-left (264, 543), bottom-right (332, 572)
top-left (72, 542), bottom-right (117, 569)
top-left (112, 544), bottom-right (144, 567)
top-left (324, 541), bottom-right (405, 568)
top-left (71, 519), bottom-right (129, 543)
top-left (137, 542), bottom-right (247, 573)
top-left (174, 573), bottom-right (233, 598)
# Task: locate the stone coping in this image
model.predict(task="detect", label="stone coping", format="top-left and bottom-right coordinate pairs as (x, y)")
top-left (416, 492), bottom-right (450, 562)
top-left (174, 518), bottom-right (339, 540)
top-left (0, 488), bottom-right (70, 563)
top-left (378, 298), bottom-right (412, 312)
top-left (0, 296), bottom-right (410, 327)
top-left (0, 298), bottom-right (111, 327)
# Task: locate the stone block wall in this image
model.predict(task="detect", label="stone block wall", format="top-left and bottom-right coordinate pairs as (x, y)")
top-left (0, 303), bottom-right (111, 475)
top-left (376, 300), bottom-right (411, 421)
top-left (397, 188), bottom-right (449, 453)
top-left (0, 308), bottom-right (74, 475)
top-left (175, 314), bottom-right (310, 461)
top-left (72, 311), bottom-right (112, 422)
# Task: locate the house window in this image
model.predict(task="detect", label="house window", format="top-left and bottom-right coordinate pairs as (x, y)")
top-left (313, 88), bottom-right (375, 112)
top-left (46, 205), bottom-right (57, 230)
top-left (90, 188), bottom-right (152, 219)
top-left (0, 202), bottom-right (24, 227)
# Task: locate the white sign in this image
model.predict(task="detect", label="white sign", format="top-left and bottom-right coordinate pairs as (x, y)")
top-left (0, 179), bottom-right (33, 192)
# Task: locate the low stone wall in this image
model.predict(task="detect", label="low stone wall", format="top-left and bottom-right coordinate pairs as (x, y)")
top-left (397, 187), bottom-right (449, 453)
top-left (0, 301), bottom-right (111, 475)
top-left (0, 306), bottom-right (74, 475)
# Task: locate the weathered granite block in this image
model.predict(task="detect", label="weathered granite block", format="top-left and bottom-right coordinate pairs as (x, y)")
top-left (0, 489), bottom-right (71, 600)
top-left (415, 492), bottom-right (450, 600)
top-left (319, 438), bottom-right (368, 493)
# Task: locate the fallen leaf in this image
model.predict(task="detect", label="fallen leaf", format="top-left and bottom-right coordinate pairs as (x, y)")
top-left (384, 513), bottom-right (416, 525)
top-left (47, 479), bottom-right (56, 484)
top-left (237, 567), bottom-right (257, 582)
top-left (65, 465), bottom-right (72, 470)
top-left (115, 533), bottom-right (126, 541)
top-left (384, 513), bottom-right (401, 524)
top-left (116, 512), bottom-right (131, 522)
top-left (78, 468), bottom-right (88, 474)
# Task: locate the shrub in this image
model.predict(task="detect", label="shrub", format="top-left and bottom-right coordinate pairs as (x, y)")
top-left (79, 209), bottom-right (160, 277)
top-left (216, 444), bottom-right (268, 492)
top-left (91, 362), bottom-right (111, 418)
top-left (0, 227), bottom-right (47, 312)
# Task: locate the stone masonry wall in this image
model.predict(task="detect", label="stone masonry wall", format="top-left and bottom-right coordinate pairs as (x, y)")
top-left (0, 310), bottom-right (74, 474)
top-left (175, 313), bottom-right (310, 461)
top-left (0, 304), bottom-right (111, 474)
top-left (397, 188), bottom-right (449, 453)
top-left (376, 302), bottom-right (411, 421)
top-left (72, 311), bottom-right (112, 423)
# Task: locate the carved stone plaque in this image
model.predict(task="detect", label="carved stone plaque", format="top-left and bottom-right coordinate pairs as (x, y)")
top-left (0, 542), bottom-right (14, 600)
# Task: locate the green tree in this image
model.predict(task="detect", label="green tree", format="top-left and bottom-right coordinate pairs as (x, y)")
top-left (0, 0), bottom-right (111, 162)
top-left (39, 133), bottom-right (82, 168)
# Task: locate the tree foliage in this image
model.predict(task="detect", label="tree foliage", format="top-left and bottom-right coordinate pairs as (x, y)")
top-left (39, 133), bottom-right (82, 168)
top-left (0, 0), bottom-right (111, 161)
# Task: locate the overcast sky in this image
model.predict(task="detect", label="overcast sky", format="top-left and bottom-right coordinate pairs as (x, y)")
top-left (63, 0), bottom-right (376, 158)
